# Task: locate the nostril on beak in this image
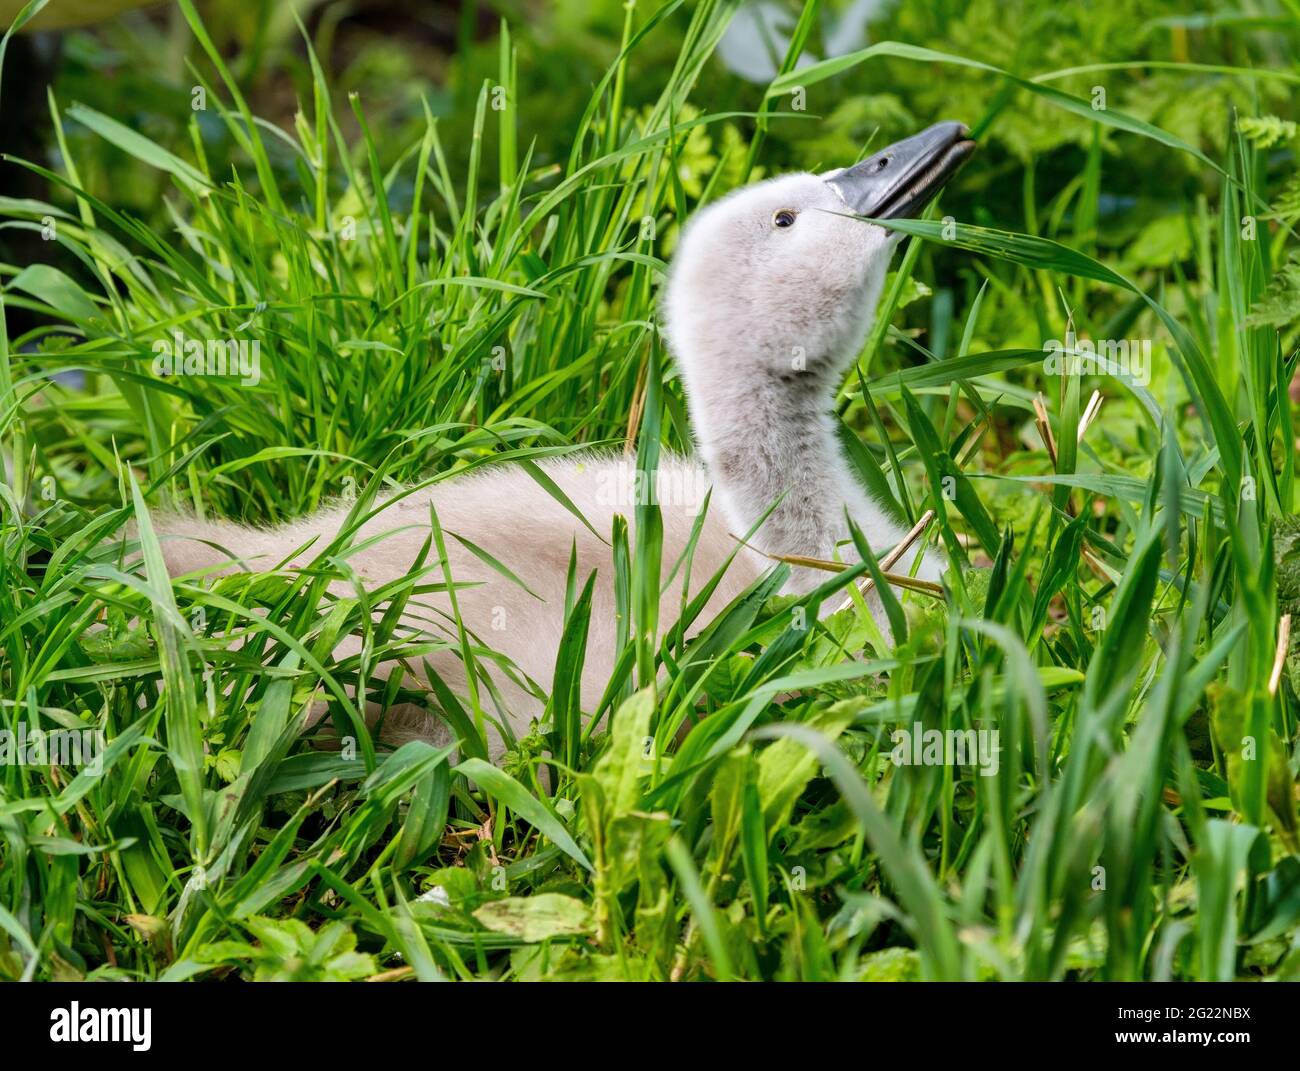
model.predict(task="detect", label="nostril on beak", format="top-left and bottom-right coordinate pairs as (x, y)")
top-left (825, 120), bottom-right (976, 218)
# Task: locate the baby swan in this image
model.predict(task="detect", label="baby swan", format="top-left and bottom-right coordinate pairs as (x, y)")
top-left (149, 122), bottom-right (976, 758)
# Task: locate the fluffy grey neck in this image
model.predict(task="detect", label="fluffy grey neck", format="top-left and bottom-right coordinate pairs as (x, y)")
top-left (689, 367), bottom-right (909, 594)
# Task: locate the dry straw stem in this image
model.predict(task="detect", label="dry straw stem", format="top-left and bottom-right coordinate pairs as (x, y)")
top-left (1270, 613), bottom-right (1292, 696)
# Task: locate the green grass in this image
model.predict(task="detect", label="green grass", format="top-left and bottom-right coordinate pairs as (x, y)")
top-left (2, 0), bottom-right (1300, 981)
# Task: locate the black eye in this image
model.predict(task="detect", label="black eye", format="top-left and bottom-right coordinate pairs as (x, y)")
top-left (773, 209), bottom-right (797, 228)
top-left (872, 155), bottom-right (890, 173)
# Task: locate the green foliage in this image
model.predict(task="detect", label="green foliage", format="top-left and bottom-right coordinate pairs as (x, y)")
top-left (194, 917), bottom-right (378, 982)
top-left (1, 0), bottom-right (1299, 982)
top-left (1240, 115), bottom-right (1299, 150)
top-left (1247, 251), bottom-right (1300, 329)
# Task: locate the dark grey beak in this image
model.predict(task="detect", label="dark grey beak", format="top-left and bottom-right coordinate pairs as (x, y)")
top-left (825, 121), bottom-right (976, 219)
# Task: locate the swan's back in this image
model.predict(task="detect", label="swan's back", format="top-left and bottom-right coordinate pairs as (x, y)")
top-left (150, 454), bottom-right (762, 756)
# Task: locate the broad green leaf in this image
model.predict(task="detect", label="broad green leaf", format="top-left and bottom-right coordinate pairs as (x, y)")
top-left (474, 893), bottom-right (593, 942)
top-left (454, 758), bottom-right (592, 872)
top-left (8, 263), bottom-right (98, 322)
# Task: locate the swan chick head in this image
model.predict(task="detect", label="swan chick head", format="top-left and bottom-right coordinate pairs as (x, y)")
top-left (665, 121), bottom-right (975, 391)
